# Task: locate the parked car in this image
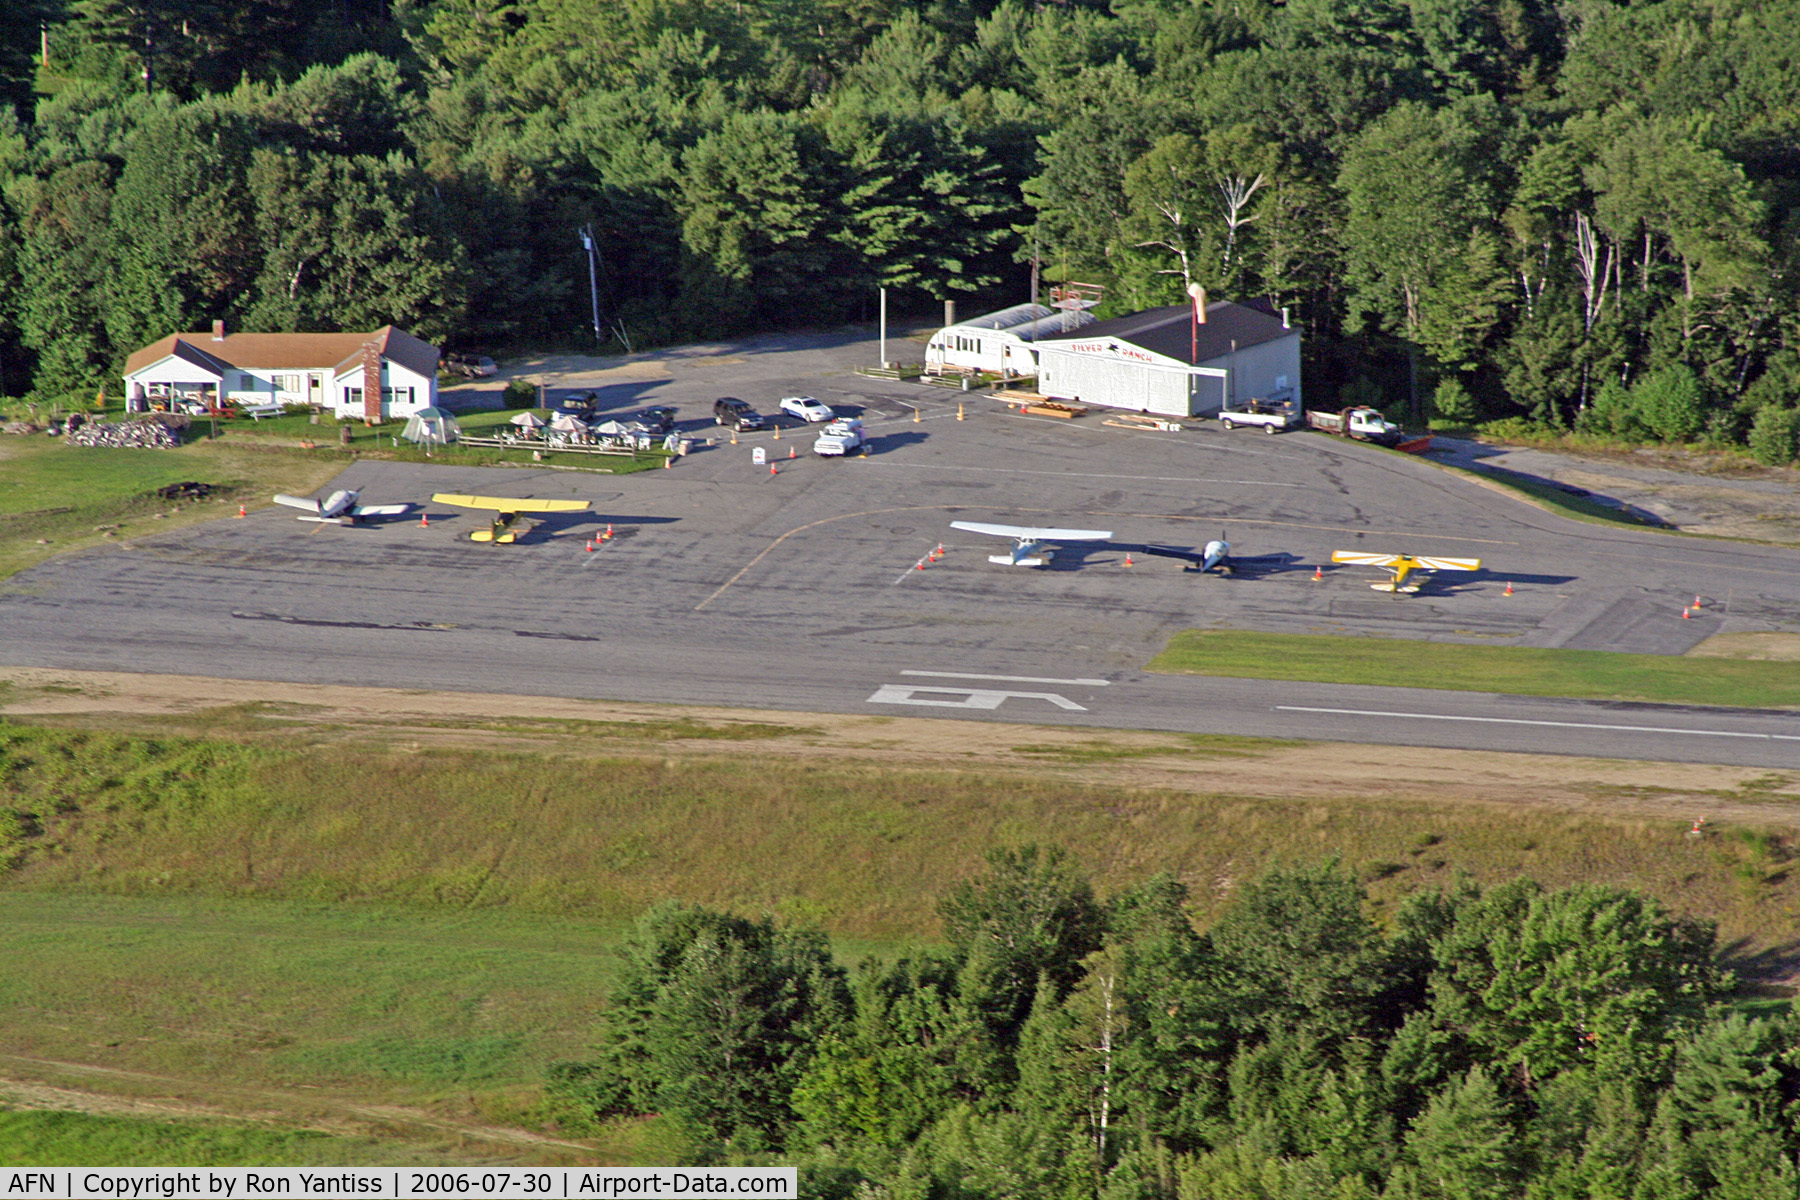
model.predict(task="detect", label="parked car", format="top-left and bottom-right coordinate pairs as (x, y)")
top-left (780, 395), bottom-right (835, 423)
top-left (445, 352), bottom-right (497, 378)
top-left (813, 417), bottom-right (867, 456)
top-left (713, 397), bottom-right (768, 431)
top-left (636, 405), bottom-right (679, 435)
top-left (553, 390), bottom-right (598, 415)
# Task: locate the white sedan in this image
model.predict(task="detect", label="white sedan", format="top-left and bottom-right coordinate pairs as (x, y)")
top-left (779, 395), bottom-right (835, 423)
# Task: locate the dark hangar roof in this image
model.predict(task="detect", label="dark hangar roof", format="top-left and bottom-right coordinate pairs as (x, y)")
top-left (1040, 299), bottom-right (1293, 363)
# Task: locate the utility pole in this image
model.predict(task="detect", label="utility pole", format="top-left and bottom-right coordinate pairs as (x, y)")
top-left (578, 225), bottom-right (601, 345)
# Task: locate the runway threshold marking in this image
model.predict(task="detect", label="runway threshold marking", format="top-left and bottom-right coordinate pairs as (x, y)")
top-left (1276, 705), bottom-right (1800, 742)
top-left (869, 685), bottom-right (1088, 711)
top-left (903, 669), bottom-right (1109, 686)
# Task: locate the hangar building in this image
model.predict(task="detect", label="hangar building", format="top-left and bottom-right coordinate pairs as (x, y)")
top-left (924, 302), bottom-right (1097, 379)
top-left (1032, 299), bottom-right (1300, 418)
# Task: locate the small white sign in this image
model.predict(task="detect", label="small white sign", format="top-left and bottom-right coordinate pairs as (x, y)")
top-left (752, 446), bottom-right (766, 465)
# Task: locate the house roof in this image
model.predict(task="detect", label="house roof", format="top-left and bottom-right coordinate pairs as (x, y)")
top-left (123, 327), bottom-right (440, 378)
top-left (1036, 300), bottom-right (1293, 364)
top-left (943, 303), bottom-right (1098, 342)
top-left (332, 327), bottom-right (440, 379)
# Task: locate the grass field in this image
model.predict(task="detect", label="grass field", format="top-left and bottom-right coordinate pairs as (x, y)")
top-left (1148, 629), bottom-right (1800, 709)
top-left (2, 710), bottom-right (1796, 1162)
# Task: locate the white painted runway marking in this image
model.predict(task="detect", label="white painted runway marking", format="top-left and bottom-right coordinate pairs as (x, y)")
top-left (902, 670), bottom-right (1110, 687)
top-left (1276, 706), bottom-right (1800, 742)
top-left (870, 685), bottom-right (1088, 711)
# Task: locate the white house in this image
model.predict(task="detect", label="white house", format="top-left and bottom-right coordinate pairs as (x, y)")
top-left (924, 303), bottom-right (1098, 379)
top-left (1031, 299), bottom-right (1301, 417)
top-left (121, 323), bottom-right (440, 423)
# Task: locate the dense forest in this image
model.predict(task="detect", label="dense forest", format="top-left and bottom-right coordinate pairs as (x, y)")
top-left (1, 0), bottom-right (1798, 460)
top-left (565, 849), bottom-right (1799, 1198)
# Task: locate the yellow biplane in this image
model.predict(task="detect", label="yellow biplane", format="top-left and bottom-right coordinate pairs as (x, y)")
top-left (1331, 550), bottom-right (1481, 594)
top-left (432, 493), bottom-right (591, 543)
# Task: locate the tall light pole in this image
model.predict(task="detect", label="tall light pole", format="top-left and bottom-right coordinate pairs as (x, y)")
top-left (578, 225), bottom-right (601, 345)
top-left (879, 286), bottom-right (887, 368)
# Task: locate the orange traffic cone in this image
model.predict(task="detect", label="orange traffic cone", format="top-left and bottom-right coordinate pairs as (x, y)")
top-left (663, 455), bottom-right (671, 468)
top-left (1123, 554), bottom-right (1134, 567)
top-left (419, 511), bottom-right (429, 528)
top-left (236, 504), bottom-right (247, 518)
top-left (916, 558), bottom-right (926, 570)
top-left (1681, 606), bottom-right (1691, 619)
top-left (935, 543), bottom-right (945, 556)
top-left (788, 446), bottom-right (795, 459)
top-left (1693, 594), bottom-right (1702, 608)
top-left (604, 523), bottom-right (614, 540)
top-left (1313, 565), bottom-right (1323, 581)
top-left (1503, 581), bottom-right (1513, 595)
top-left (770, 463), bottom-right (778, 475)
top-left (586, 539), bottom-right (595, 552)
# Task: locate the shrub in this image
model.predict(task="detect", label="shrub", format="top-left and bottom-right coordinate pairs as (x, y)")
top-left (1631, 364), bottom-right (1707, 442)
top-left (1431, 376), bottom-right (1478, 426)
top-left (1577, 378), bottom-right (1641, 439)
top-left (1747, 406), bottom-right (1800, 466)
top-left (502, 380), bottom-right (537, 409)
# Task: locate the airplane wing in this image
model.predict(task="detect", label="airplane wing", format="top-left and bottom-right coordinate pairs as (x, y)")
top-left (273, 494), bottom-right (323, 513)
top-left (432, 493), bottom-right (591, 514)
top-left (1140, 544), bottom-right (1203, 562)
top-left (951, 520), bottom-right (1113, 541)
top-left (350, 503), bottom-right (411, 518)
top-left (1416, 556), bottom-right (1482, 572)
top-left (1331, 551), bottom-right (1403, 567)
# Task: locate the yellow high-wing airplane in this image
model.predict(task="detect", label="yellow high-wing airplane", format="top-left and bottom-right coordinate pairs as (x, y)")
top-left (1331, 550), bottom-right (1481, 594)
top-left (431, 493), bottom-right (591, 543)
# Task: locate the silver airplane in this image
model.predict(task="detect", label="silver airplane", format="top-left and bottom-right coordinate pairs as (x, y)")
top-left (950, 520), bottom-right (1114, 567)
top-left (271, 488), bottom-right (411, 525)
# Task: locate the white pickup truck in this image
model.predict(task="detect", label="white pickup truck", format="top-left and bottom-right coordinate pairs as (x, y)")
top-left (1218, 401), bottom-right (1300, 433)
top-left (812, 417), bottom-right (868, 456)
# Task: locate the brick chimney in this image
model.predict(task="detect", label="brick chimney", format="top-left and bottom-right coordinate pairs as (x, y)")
top-left (361, 341), bottom-right (383, 423)
top-left (212, 319), bottom-right (226, 341)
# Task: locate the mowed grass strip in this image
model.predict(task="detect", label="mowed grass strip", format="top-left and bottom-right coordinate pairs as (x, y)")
top-left (1148, 629), bottom-right (1800, 709)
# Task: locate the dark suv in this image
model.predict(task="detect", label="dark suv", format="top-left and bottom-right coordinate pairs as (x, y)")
top-left (713, 397), bottom-right (767, 431)
top-left (636, 405), bottom-right (679, 436)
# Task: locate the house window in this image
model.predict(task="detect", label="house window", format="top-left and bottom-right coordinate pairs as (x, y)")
top-left (275, 374), bottom-right (301, 393)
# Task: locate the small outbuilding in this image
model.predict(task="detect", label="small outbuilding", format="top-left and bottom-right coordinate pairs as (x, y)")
top-left (1031, 299), bottom-right (1301, 418)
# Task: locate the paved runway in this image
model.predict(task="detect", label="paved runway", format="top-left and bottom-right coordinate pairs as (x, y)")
top-left (4, 332), bottom-right (1798, 766)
